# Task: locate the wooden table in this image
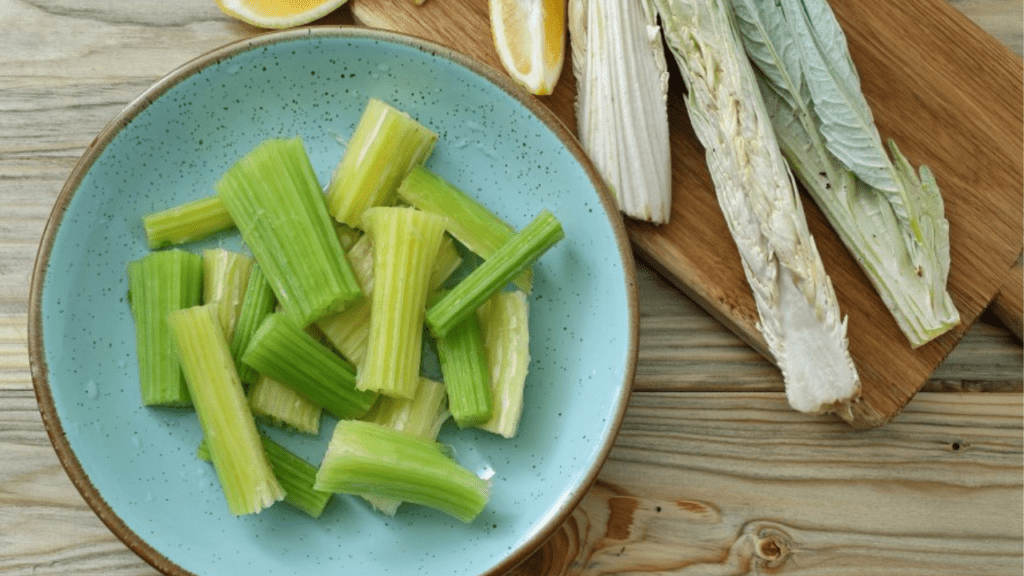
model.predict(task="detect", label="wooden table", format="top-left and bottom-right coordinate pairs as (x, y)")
top-left (1, 1), bottom-right (1020, 574)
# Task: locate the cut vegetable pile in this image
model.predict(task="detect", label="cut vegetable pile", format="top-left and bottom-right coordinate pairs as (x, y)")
top-left (127, 98), bottom-right (564, 521)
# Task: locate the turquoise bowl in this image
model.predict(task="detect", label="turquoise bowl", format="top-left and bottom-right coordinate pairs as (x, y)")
top-left (29, 27), bottom-right (637, 576)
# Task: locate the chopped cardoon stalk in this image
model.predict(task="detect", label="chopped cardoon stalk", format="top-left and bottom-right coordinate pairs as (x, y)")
top-left (229, 265), bottom-right (276, 385)
top-left (397, 165), bottom-right (532, 292)
top-left (317, 233), bottom-right (462, 366)
top-left (247, 374), bottom-right (322, 435)
top-left (167, 303), bottom-right (285, 515)
top-left (202, 248), bottom-right (253, 344)
top-left (242, 312), bottom-right (378, 419)
top-left (315, 235), bottom-right (373, 365)
top-left (426, 210), bottom-right (563, 338)
top-left (325, 98), bottom-right (438, 228)
top-left (315, 420), bottom-right (489, 523)
top-left (476, 291), bottom-right (530, 438)
top-left (142, 195), bottom-right (234, 249)
top-left (216, 137), bottom-right (362, 327)
top-left (357, 207), bottom-right (448, 399)
top-left (361, 377), bottom-right (450, 515)
top-left (198, 434), bottom-right (333, 518)
top-left (126, 249), bottom-right (203, 407)
top-left (333, 223), bottom-right (363, 252)
top-left (436, 310), bottom-right (492, 428)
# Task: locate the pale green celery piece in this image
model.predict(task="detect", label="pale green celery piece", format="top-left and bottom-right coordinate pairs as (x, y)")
top-left (325, 98), bottom-right (438, 228)
top-left (357, 207), bottom-right (448, 399)
top-left (242, 312), bottom-right (377, 419)
top-left (476, 291), bottom-right (530, 438)
top-left (247, 374), bottom-right (322, 435)
top-left (198, 434), bottom-right (332, 518)
top-left (653, 0), bottom-right (860, 415)
top-left (216, 137), bottom-right (362, 327)
top-left (436, 310), bottom-right (492, 428)
top-left (315, 235), bottom-right (374, 366)
top-left (730, 0), bottom-right (959, 347)
top-left (142, 195), bottom-right (234, 249)
top-left (202, 248), bottom-right (253, 344)
top-left (426, 209), bottom-right (563, 339)
top-left (397, 165), bottom-right (532, 292)
top-left (317, 233), bottom-right (462, 366)
top-left (229, 265), bottom-right (276, 386)
top-left (167, 303), bottom-right (285, 515)
top-left (126, 249), bottom-right (203, 407)
top-left (360, 377), bottom-right (450, 515)
top-left (314, 420), bottom-right (488, 523)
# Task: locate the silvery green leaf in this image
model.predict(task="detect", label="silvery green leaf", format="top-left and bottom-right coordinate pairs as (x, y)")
top-left (731, 0), bottom-right (802, 108)
top-left (780, 0), bottom-right (898, 194)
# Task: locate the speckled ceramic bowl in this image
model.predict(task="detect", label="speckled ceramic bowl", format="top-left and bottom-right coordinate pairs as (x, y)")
top-left (28, 27), bottom-right (637, 576)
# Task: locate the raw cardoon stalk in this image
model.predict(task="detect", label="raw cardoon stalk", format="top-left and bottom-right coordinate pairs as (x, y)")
top-left (730, 0), bottom-right (959, 347)
top-left (569, 0), bottom-right (672, 223)
top-left (653, 0), bottom-right (860, 415)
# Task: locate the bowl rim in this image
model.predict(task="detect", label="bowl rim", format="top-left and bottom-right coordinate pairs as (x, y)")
top-left (27, 24), bottom-right (639, 576)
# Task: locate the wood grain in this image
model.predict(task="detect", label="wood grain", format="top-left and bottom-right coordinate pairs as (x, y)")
top-left (351, 0), bottom-right (1024, 428)
top-left (0, 1), bottom-right (1020, 575)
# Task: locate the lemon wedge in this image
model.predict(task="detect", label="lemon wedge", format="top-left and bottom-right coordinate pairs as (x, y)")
top-left (216, 0), bottom-right (349, 29)
top-left (489, 0), bottom-right (567, 95)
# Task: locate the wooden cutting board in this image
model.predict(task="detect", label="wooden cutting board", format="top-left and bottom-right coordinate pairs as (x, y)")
top-left (350, 0), bottom-right (1023, 429)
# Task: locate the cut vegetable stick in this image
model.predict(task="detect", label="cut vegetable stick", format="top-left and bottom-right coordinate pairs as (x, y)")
top-left (357, 207), bottom-right (448, 399)
top-left (202, 248), bottom-right (253, 344)
top-left (317, 233), bottom-right (463, 366)
top-left (126, 249), bottom-right (203, 407)
top-left (242, 312), bottom-right (378, 419)
top-left (229, 264), bottom-right (276, 386)
top-left (198, 433), bottom-right (333, 518)
top-left (167, 303), bottom-right (285, 516)
top-left (426, 209), bottom-right (563, 338)
top-left (436, 310), bottom-right (492, 428)
top-left (325, 98), bottom-right (438, 228)
top-left (315, 420), bottom-right (488, 523)
top-left (216, 137), bottom-right (362, 327)
top-left (397, 165), bottom-right (532, 292)
top-left (247, 374), bottom-right (322, 435)
top-left (142, 195), bottom-right (234, 249)
top-left (476, 290), bottom-right (531, 438)
top-left (361, 377), bottom-right (450, 515)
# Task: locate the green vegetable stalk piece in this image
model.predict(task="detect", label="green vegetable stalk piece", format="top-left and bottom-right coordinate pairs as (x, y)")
top-left (202, 248), bottom-right (253, 344)
top-left (216, 136), bottom-right (362, 327)
top-left (247, 374), bottom-right (322, 435)
top-left (315, 420), bottom-right (488, 523)
top-left (229, 265), bottom-right (276, 385)
top-left (317, 233), bottom-right (463, 366)
top-left (242, 312), bottom-right (377, 420)
top-left (325, 98), bottom-right (438, 228)
top-left (397, 165), bottom-right (533, 293)
top-left (436, 310), bottom-right (492, 428)
top-left (357, 207), bottom-right (448, 399)
top-left (315, 234), bottom-right (374, 366)
top-left (426, 209), bottom-right (563, 339)
top-left (730, 0), bottom-right (959, 347)
top-left (360, 377), bottom-right (450, 515)
top-left (653, 0), bottom-right (861, 415)
top-left (198, 434), bottom-right (332, 518)
top-left (476, 291), bottom-right (530, 438)
top-left (167, 303), bottom-right (285, 515)
top-left (142, 195), bottom-right (234, 249)
top-left (126, 249), bottom-right (203, 407)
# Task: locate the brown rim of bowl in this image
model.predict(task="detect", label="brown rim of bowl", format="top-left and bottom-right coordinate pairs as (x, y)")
top-left (27, 25), bottom-right (639, 576)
